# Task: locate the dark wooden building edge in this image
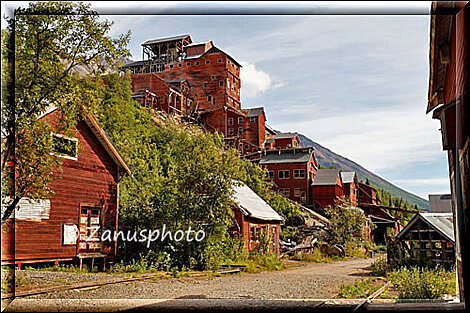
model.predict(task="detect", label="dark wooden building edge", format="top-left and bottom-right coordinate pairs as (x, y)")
top-left (1, 109), bottom-right (131, 268)
top-left (427, 1), bottom-right (469, 302)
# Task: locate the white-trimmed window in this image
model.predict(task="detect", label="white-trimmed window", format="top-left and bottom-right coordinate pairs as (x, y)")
top-left (267, 171), bottom-right (275, 179)
top-left (294, 169), bottom-right (305, 179)
top-left (52, 134), bottom-right (78, 160)
top-left (238, 127), bottom-right (243, 135)
top-left (228, 128), bottom-right (234, 136)
top-left (279, 188), bottom-right (290, 197)
top-left (250, 116), bottom-right (257, 123)
top-left (278, 170), bottom-right (290, 179)
top-left (228, 117), bottom-right (234, 126)
top-left (238, 117), bottom-right (243, 124)
top-left (294, 188), bottom-right (301, 197)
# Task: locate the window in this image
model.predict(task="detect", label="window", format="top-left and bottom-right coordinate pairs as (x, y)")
top-left (238, 127), bottom-right (243, 135)
top-left (186, 62), bottom-right (191, 66)
top-left (219, 80), bottom-right (224, 87)
top-left (195, 61), bottom-right (200, 66)
top-left (211, 75), bottom-right (216, 80)
top-left (250, 117), bottom-right (257, 123)
top-left (238, 117), bottom-right (243, 124)
top-left (244, 144), bottom-right (249, 150)
top-left (228, 118), bottom-right (233, 126)
top-left (294, 169), bottom-right (305, 179)
top-left (267, 171), bottom-right (275, 179)
top-left (169, 64), bottom-right (174, 69)
top-left (208, 95), bottom-right (212, 102)
top-left (203, 82), bottom-right (208, 88)
top-left (205, 60), bottom-right (210, 64)
top-left (278, 170), bottom-right (290, 179)
top-left (279, 188), bottom-right (290, 197)
top-left (52, 134), bottom-right (78, 159)
top-left (177, 63), bottom-right (182, 68)
top-left (228, 128), bottom-right (234, 136)
top-left (250, 225), bottom-right (256, 242)
top-left (294, 188), bottom-right (301, 197)
top-left (217, 58), bottom-right (223, 63)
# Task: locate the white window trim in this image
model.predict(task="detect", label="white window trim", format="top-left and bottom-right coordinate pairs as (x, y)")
top-left (278, 170), bottom-right (290, 179)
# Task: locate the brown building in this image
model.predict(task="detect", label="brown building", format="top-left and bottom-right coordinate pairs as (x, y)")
top-left (426, 1), bottom-right (469, 301)
top-left (357, 182), bottom-right (379, 205)
top-left (231, 182), bottom-right (283, 254)
top-left (259, 147), bottom-right (318, 205)
top-left (265, 133), bottom-right (301, 150)
top-left (122, 34), bottom-right (267, 152)
top-left (340, 171), bottom-right (358, 206)
top-left (312, 169), bottom-right (344, 209)
top-left (1, 107), bottom-right (132, 269)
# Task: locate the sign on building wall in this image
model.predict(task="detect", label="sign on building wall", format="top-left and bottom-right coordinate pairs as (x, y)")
top-left (63, 224), bottom-right (79, 245)
top-left (1, 197), bottom-right (51, 220)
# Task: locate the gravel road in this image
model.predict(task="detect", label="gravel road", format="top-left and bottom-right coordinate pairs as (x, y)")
top-left (23, 258), bottom-right (375, 300)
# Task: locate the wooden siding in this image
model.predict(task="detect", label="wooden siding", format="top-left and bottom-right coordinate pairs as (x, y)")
top-left (2, 118), bottom-right (119, 262)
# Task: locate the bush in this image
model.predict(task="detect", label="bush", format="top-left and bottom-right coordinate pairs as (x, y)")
top-left (290, 249), bottom-right (345, 263)
top-left (389, 266), bottom-right (456, 299)
top-left (371, 257), bottom-right (389, 277)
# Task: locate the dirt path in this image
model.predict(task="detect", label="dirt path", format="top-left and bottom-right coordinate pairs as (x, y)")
top-left (25, 258), bottom-right (375, 299)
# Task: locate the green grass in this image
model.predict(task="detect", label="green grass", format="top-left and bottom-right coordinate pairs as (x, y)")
top-left (339, 278), bottom-right (380, 298)
top-left (221, 253), bottom-right (285, 273)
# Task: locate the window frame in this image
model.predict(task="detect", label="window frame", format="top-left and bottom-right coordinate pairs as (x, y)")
top-left (51, 133), bottom-right (78, 161)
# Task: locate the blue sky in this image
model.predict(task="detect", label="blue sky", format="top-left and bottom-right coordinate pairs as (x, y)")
top-left (2, 2), bottom-right (450, 199)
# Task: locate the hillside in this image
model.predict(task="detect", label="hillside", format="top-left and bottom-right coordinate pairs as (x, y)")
top-left (298, 134), bottom-right (429, 210)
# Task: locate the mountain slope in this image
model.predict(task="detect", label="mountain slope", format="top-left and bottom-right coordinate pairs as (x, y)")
top-left (298, 134), bottom-right (429, 210)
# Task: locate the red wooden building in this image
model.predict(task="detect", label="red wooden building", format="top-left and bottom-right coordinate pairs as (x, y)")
top-left (122, 34), bottom-right (267, 153)
top-left (340, 171), bottom-right (358, 206)
top-left (426, 1), bottom-right (469, 301)
top-left (265, 133), bottom-right (301, 150)
top-left (231, 182), bottom-right (283, 254)
top-left (1, 107), bottom-right (132, 269)
top-left (311, 169), bottom-right (344, 209)
top-left (357, 182), bottom-right (378, 205)
top-left (259, 147), bottom-right (317, 205)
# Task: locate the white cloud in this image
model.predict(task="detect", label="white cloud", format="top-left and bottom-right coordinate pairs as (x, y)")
top-left (275, 105), bottom-right (444, 173)
top-left (240, 61), bottom-right (284, 99)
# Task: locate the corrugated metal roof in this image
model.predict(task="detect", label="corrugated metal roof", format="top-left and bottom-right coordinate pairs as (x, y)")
top-left (273, 132), bottom-right (298, 140)
top-left (259, 150), bottom-right (313, 164)
top-left (232, 182), bottom-right (283, 222)
top-left (121, 60), bottom-right (148, 68)
top-left (246, 107), bottom-right (265, 117)
top-left (312, 169), bottom-right (341, 186)
top-left (184, 54), bottom-right (203, 60)
top-left (420, 213), bottom-right (455, 242)
top-left (142, 34), bottom-right (192, 46)
top-left (397, 212), bottom-right (455, 242)
top-left (340, 171), bottom-right (356, 184)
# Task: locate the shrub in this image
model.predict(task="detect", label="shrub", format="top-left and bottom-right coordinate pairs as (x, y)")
top-left (389, 266), bottom-right (456, 299)
top-left (371, 257), bottom-right (389, 277)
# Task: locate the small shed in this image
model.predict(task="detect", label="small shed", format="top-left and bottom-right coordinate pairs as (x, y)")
top-left (394, 213), bottom-right (455, 269)
top-left (231, 183), bottom-right (283, 254)
top-left (312, 169), bottom-right (343, 209)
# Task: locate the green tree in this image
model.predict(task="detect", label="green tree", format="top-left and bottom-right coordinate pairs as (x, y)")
top-left (325, 197), bottom-right (370, 245)
top-left (1, 2), bottom-right (130, 222)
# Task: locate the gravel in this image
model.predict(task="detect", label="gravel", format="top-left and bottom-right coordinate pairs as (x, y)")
top-left (22, 258), bottom-right (375, 300)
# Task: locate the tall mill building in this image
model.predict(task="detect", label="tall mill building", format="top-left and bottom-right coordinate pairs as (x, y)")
top-left (122, 34), bottom-right (266, 153)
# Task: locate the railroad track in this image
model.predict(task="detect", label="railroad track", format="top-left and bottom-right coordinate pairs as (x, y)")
top-left (2, 266), bottom-right (246, 299)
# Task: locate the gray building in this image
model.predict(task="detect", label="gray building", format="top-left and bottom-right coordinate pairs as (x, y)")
top-left (428, 194), bottom-right (452, 213)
